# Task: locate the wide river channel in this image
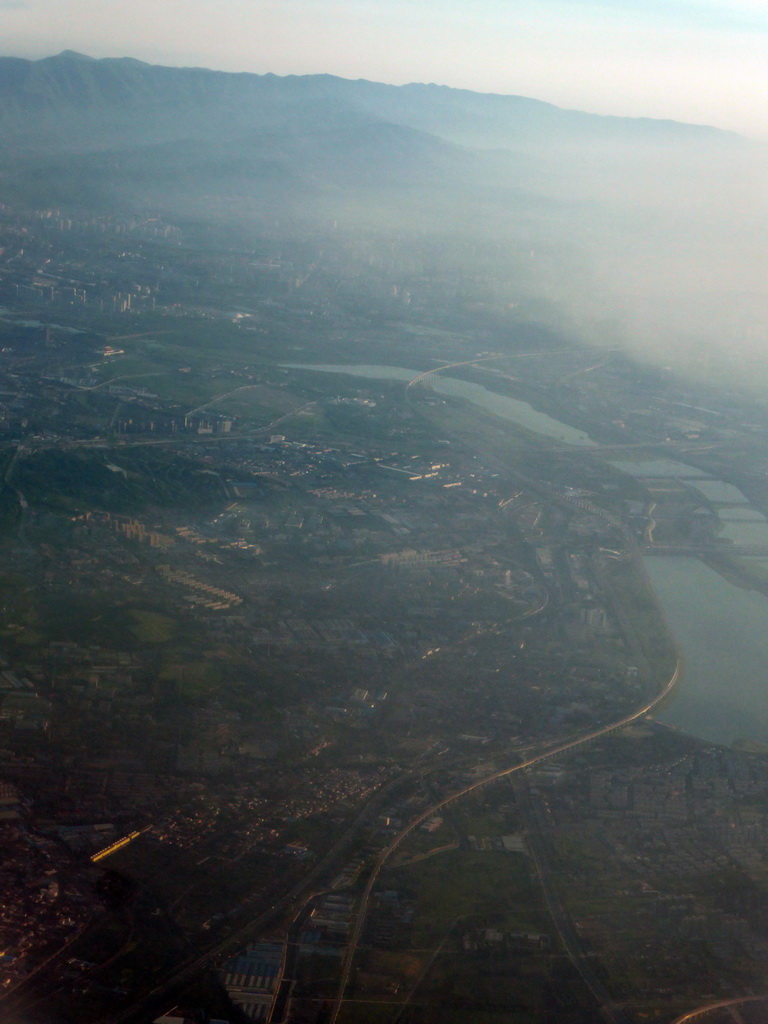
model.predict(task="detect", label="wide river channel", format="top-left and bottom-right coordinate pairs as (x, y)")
top-left (285, 363), bottom-right (596, 446)
top-left (289, 362), bottom-right (768, 749)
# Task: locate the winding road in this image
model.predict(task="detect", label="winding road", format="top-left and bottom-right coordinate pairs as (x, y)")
top-left (671, 994), bottom-right (768, 1023)
top-left (327, 658), bottom-right (683, 1024)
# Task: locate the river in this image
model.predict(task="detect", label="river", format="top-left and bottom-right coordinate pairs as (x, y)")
top-left (645, 556), bottom-right (768, 748)
top-left (284, 363), bottom-right (596, 446)
top-left (613, 459), bottom-right (768, 745)
top-left (0, 314), bottom-right (84, 333)
top-left (290, 362), bottom-right (766, 748)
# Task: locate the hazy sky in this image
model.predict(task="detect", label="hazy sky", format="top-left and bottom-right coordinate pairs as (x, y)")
top-left (4, 0), bottom-right (768, 136)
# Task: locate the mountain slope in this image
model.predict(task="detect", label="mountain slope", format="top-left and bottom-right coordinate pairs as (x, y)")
top-left (0, 50), bottom-right (735, 153)
top-left (1, 51), bottom-right (763, 373)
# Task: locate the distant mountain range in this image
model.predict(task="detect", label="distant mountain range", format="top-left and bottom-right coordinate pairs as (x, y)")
top-left (0, 50), bottom-right (734, 152)
top-left (1, 51), bottom-right (762, 366)
top-left (0, 51), bottom-right (746, 222)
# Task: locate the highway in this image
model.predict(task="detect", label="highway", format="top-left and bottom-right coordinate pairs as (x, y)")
top-left (404, 347), bottom-right (627, 393)
top-left (405, 353), bottom-right (506, 389)
top-left (670, 994), bottom-right (768, 1022)
top-left (327, 658), bottom-right (683, 1024)
top-left (2, 358), bottom-right (728, 1023)
top-left (97, 770), bottom-right (418, 1024)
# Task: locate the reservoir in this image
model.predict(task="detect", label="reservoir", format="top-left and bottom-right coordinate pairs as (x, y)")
top-left (285, 363), bottom-right (596, 447)
top-left (645, 556), bottom-right (768, 748)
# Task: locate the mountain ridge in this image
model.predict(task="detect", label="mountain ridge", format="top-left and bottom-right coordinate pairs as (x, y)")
top-left (0, 50), bottom-right (736, 152)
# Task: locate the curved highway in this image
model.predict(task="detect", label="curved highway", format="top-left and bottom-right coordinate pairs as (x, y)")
top-left (671, 994), bottom-right (768, 1023)
top-left (328, 657), bottom-right (683, 1024)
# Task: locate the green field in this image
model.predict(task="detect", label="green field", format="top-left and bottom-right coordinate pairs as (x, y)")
top-left (130, 609), bottom-right (176, 643)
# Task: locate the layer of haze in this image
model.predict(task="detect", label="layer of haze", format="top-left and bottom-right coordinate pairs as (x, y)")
top-left (5, 0), bottom-right (768, 137)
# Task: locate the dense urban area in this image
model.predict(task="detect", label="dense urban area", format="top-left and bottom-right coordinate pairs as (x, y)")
top-left (2, 192), bottom-right (768, 1024)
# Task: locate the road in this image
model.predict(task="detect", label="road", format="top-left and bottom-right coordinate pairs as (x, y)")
top-left (405, 353), bottom-right (506, 389)
top-left (670, 994), bottom-right (768, 1023)
top-left (520, 782), bottom-right (633, 1024)
top-left (327, 658), bottom-right (683, 1024)
top-left (99, 769), bottom-right (415, 1024)
top-left (269, 897), bottom-right (323, 1023)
